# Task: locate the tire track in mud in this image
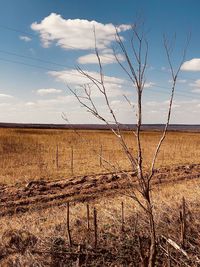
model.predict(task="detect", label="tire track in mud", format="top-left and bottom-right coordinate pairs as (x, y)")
top-left (0, 164), bottom-right (199, 217)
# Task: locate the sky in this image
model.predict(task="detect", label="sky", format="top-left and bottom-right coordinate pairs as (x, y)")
top-left (0, 0), bottom-right (200, 124)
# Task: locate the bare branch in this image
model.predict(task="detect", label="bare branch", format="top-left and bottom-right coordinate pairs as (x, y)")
top-left (66, 23), bottom-right (189, 267)
top-left (148, 34), bottom-right (190, 182)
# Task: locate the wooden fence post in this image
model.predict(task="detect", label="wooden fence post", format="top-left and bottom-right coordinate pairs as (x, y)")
top-left (71, 146), bottom-right (74, 176)
top-left (167, 242), bottom-right (171, 267)
top-left (121, 202), bottom-right (125, 232)
top-left (99, 145), bottom-right (103, 167)
top-left (56, 144), bottom-right (59, 169)
top-left (87, 204), bottom-right (90, 231)
top-left (133, 213), bottom-right (138, 236)
top-left (93, 207), bottom-right (97, 249)
top-left (75, 244), bottom-right (83, 267)
top-left (180, 197), bottom-right (186, 248)
top-left (67, 202), bottom-right (72, 247)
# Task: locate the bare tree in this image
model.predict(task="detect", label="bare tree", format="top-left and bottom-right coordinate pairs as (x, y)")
top-left (67, 24), bottom-right (189, 267)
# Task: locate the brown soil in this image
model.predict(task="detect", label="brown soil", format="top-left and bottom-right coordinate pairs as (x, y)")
top-left (0, 164), bottom-right (199, 217)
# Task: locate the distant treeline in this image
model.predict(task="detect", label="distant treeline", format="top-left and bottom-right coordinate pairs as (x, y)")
top-left (0, 122), bottom-right (200, 132)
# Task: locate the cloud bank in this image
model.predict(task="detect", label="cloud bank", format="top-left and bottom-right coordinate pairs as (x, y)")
top-left (181, 58), bottom-right (200, 71)
top-left (19, 35), bottom-right (32, 42)
top-left (77, 53), bottom-right (124, 65)
top-left (36, 88), bottom-right (62, 96)
top-left (31, 13), bottom-right (131, 50)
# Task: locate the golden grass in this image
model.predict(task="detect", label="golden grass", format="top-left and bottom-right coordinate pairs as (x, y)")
top-left (0, 127), bottom-right (199, 185)
top-left (1, 177), bottom-right (200, 243)
top-left (0, 127), bottom-right (200, 265)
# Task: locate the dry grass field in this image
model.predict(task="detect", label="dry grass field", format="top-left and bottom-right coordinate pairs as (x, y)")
top-left (0, 127), bottom-right (200, 185)
top-left (0, 127), bottom-right (200, 266)
top-left (0, 175), bottom-right (200, 266)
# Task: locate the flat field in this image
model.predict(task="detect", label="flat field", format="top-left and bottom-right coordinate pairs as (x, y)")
top-left (0, 127), bottom-right (200, 185)
top-left (0, 127), bottom-right (200, 265)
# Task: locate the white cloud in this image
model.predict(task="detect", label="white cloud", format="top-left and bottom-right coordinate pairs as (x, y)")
top-left (174, 99), bottom-right (199, 105)
top-left (189, 79), bottom-right (200, 88)
top-left (0, 95), bottom-right (199, 124)
top-left (168, 79), bottom-right (187, 84)
top-left (0, 93), bottom-right (13, 98)
top-left (143, 82), bottom-right (155, 88)
top-left (37, 95), bottom-right (75, 106)
top-left (48, 69), bottom-right (131, 98)
top-left (25, 95), bottom-right (75, 108)
top-left (19, 35), bottom-right (32, 42)
top-left (189, 79), bottom-right (200, 93)
top-left (31, 13), bottom-right (131, 50)
top-left (49, 69), bottom-right (125, 85)
top-left (0, 103), bottom-right (11, 107)
top-left (191, 89), bottom-right (200, 93)
top-left (110, 100), bottom-right (121, 106)
top-left (77, 53), bottom-right (124, 65)
top-left (178, 79), bottom-right (187, 83)
top-left (146, 101), bottom-right (158, 107)
top-left (145, 100), bottom-right (180, 109)
top-left (25, 102), bottom-right (36, 106)
top-left (90, 83), bottom-right (127, 98)
top-left (48, 69), bottom-right (156, 98)
top-left (110, 99), bottom-right (135, 112)
top-left (181, 58), bottom-right (200, 71)
top-left (36, 88), bottom-right (62, 96)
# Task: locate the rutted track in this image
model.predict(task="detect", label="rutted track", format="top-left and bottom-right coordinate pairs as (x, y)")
top-left (0, 164), bottom-right (199, 217)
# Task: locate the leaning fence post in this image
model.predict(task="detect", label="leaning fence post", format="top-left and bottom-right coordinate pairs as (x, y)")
top-left (71, 146), bottom-right (74, 176)
top-left (93, 207), bottom-right (97, 249)
top-left (180, 197), bottom-right (186, 248)
top-left (67, 202), bottom-right (72, 247)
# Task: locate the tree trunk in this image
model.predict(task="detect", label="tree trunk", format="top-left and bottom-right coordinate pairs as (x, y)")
top-left (148, 212), bottom-right (156, 267)
top-left (146, 197), bottom-right (156, 267)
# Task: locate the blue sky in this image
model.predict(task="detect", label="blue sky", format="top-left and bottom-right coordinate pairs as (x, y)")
top-left (0, 0), bottom-right (200, 124)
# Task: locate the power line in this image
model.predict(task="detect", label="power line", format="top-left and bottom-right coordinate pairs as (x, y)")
top-left (149, 67), bottom-right (200, 84)
top-left (0, 49), bottom-right (74, 69)
top-left (147, 87), bottom-right (200, 100)
top-left (0, 23), bottom-right (149, 62)
top-left (0, 47), bottom-right (199, 100)
top-left (0, 56), bottom-right (200, 101)
top-left (0, 24), bottom-right (33, 38)
top-left (150, 84), bottom-right (200, 99)
top-left (1, 23), bottom-right (200, 83)
top-left (0, 57), bottom-right (60, 72)
top-left (0, 46), bottom-right (199, 91)
top-left (0, 23), bottom-right (97, 51)
top-left (0, 24), bottom-right (200, 100)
